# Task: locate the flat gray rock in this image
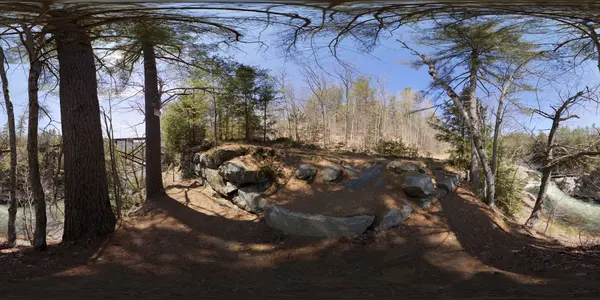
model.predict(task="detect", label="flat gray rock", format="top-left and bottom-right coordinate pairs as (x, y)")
top-left (264, 205), bottom-right (374, 237)
top-left (219, 161), bottom-right (268, 184)
top-left (203, 168), bottom-right (238, 196)
top-left (295, 164), bottom-right (317, 181)
top-left (322, 165), bottom-right (343, 183)
top-left (387, 161), bottom-right (425, 174)
top-left (375, 204), bottom-right (413, 231)
top-left (402, 172), bottom-right (435, 198)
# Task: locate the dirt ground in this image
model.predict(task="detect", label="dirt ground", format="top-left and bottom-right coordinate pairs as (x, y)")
top-left (2, 175), bottom-right (600, 299)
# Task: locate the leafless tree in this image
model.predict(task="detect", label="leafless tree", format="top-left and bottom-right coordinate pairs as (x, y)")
top-left (524, 87), bottom-right (600, 227)
top-left (0, 43), bottom-right (17, 248)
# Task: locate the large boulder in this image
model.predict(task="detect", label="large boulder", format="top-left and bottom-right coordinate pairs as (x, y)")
top-left (219, 160), bottom-right (268, 185)
top-left (402, 172), bottom-right (435, 197)
top-left (375, 204), bottom-right (413, 231)
top-left (436, 177), bottom-right (459, 192)
top-left (295, 164), bottom-right (317, 181)
top-left (322, 166), bottom-right (343, 183)
top-left (231, 182), bottom-right (271, 214)
top-left (387, 161), bottom-right (425, 174)
top-left (346, 165), bottom-right (384, 190)
top-left (203, 168), bottom-right (238, 196)
top-left (199, 148), bottom-right (246, 169)
top-left (264, 205), bottom-right (374, 237)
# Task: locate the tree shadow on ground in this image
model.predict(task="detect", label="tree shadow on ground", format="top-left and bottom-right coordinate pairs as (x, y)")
top-left (438, 186), bottom-right (600, 282)
top-left (2, 188), bottom-right (600, 299)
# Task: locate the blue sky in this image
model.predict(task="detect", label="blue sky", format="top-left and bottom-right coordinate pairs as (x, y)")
top-left (1, 24), bottom-right (599, 138)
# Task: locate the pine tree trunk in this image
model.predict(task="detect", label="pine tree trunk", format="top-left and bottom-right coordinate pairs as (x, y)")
top-left (142, 41), bottom-right (165, 201)
top-left (244, 97), bottom-right (250, 141)
top-left (467, 52), bottom-right (481, 193)
top-left (24, 28), bottom-right (47, 249)
top-left (423, 55), bottom-right (496, 207)
top-left (0, 47), bottom-right (17, 247)
top-left (53, 17), bottom-right (116, 241)
top-left (263, 104), bottom-right (267, 142)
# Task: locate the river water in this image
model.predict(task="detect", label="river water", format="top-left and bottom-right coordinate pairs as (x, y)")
top-left (521, 166), bottom-right (600, 233)
top-left (0, 202), bottom-right (64, 242)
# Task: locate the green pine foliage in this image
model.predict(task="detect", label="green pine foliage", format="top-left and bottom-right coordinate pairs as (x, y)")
top-left (162, 92), bottom-right (209, 154)
top-left (430, 102), bottom-right (471, 169)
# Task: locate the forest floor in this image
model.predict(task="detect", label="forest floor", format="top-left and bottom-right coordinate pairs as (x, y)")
top-left (2, 150), bottom-right (600, 298)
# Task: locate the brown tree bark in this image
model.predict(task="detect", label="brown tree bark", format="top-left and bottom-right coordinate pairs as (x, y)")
top-left (0, 47), bottom-right (17, 248)
top-left (402, 42), bottom-right (496, 207)
top-left (142, 41), bottom-right (165, 201)
top-left (52, 17), bottom-right (116, 241)
top-left (467, 51), bottom-right (482, 193)
top-left (491, 79), bottom-right (510, 177)
top-left (525, 107), bottom-right (560, 227)
top-left (22, 25), bottom-right (47, 250)
top-left (526, 167), bottom-right (552, 228)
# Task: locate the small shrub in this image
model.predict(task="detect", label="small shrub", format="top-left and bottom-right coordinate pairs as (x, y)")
top-left (375, 140), bottom-right (419, 158)
top-left (259, 159), bottom-right (285, 180)
top-left (494, 163), bottom-right (525, 217)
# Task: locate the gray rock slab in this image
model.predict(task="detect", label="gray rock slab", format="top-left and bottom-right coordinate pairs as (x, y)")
top-left (264, 205), bottom-right (374, 237)
top-left (375, 204), bottom-right (413, 231)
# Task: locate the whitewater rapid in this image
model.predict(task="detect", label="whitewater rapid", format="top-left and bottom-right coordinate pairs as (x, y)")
top-left (521, 166), bottom-right (600, 232)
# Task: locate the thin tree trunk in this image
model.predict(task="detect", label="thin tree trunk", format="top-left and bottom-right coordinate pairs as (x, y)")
top-left (53, 17), bottom-right (116, 241)
top-left (102, 109), bottom-right (122, 218)
top-left (0, 47), bottom-right (17, 247)
top-left (245, 96), bottom-right (250, 141)
top-left (467, 51), bottom-right (482, 193)
top-left (213, 94), bottom-right (219, 147)
top-left (52, 145), bottom-right (63, 205)
top-left (350, 96), bottom-right (356, 146)
top-left (526, 167), bottom-right (552, 227)
top-left (526, 115), bottom-right (560, 227)
top-left (322, 104), bottom-right (327, 148)
top-left (23, 26), bottom-right (47, 249)
top-left (263, 103), bottom-right (267, 142)
top-left (142, 41), bottom-right (165, 201)
top-left (491, 80), bottom-right (510, 177)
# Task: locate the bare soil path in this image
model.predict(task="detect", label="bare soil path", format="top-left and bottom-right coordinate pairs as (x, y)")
top-left (1, 179), bottom-right (600, 299)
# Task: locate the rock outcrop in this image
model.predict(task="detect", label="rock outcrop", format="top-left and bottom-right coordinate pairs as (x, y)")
top-left (264, 205), bottom-right (374, 237)
top-left (218, 160), bottom-right (268, 185)
top-left (401, 172), bottom-right (435, 197)
top-left (203, 168), bottom-right (238, 196)
top-left (231, 182), bottom-right (271, 214)
top-left (555, 177), bottom-right (577, 195)
top-left (199, 148), bottom-right (246, 169)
